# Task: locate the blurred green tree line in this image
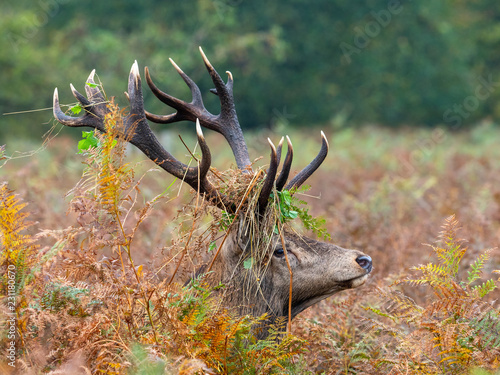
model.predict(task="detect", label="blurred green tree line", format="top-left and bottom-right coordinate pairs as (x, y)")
top-left (1, 0), bottom-right (500, 139)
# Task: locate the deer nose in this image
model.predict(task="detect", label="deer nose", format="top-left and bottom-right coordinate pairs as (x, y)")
top-left (356, 255), bottom-right (372, 272)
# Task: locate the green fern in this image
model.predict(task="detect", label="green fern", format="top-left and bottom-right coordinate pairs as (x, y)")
top-left (467, 250), bottom-right (492, 285)
top-left (367, 215), bottom-right (500, 374)
top-left (472, 279), bottom-right (497, 298)
top-left (272, 186), bottom-right (331, 240)
top-left (39, 282), bottom-right (89, 315)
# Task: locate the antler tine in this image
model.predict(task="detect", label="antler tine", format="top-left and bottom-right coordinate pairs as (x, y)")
top-left (209, 70), bottom-right (233, 97)
top-left (285, 131), bottom-right (329, 191)
top-left (144, 65), bottom-right (204, 124)
top-left (84, 70), bottom-right (106, 103)
top-left (144, 110), bottom-right (178, 124)
top-left (53, 88), bottom-right (80, 126)
top-left (144, 57), bottom-right (207, 124)
top-left (275, 137), bottom-right (284, 167)
top-left (169, 58), bottom-right (204, 107)
top-left (53, 82), bottom-right (108, 131)
top-left (199, 46), bottom-right (233, 114)
top-left (70, 84), bottom-right (91, 107)
top-left (258, 138), bottom-right (280, 213)
top-left (225, 70), bottom-right (234, 92)
top-left (276, 136), bottom-right (294, 191)
top-left (144, 50), bottom-right (251, 170)
top-left (144, 58), bottom-right (209, 125)
top-left (194, 119), bottom-right (212, 184)
top-left (127, 61), bottom-right (145, 125)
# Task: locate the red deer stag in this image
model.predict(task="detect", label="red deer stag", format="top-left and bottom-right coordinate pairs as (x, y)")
top-left (52, 48), bottom-right (372, 338)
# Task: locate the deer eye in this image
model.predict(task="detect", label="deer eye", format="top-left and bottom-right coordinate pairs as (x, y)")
top-left (273, 247), bottom-right (285, 258)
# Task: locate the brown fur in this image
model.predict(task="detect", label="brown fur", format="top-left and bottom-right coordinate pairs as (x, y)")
top-left (205, 227), bottom-right (371, 338)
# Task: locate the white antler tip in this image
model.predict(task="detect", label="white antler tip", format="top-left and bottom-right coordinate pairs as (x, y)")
top-left (196, 119), bottom-right (204, 139)
top-left (267, 138), bottom-right (277, 152)
top-left (169, 57), bottom-right (183, 73)
top-left (69, 83), bottom-right (76, 93)
top-left (286, 135), bottom-right (293, 151)
top-left (320, 131), bottom-right (329, 147)
top-left (130, 61), bottom-right (141, 86)
top-left (131, 61), bottom-right (140, 76)
top-left (199, 46), bottom-right (213, 68)
top-left (226, 71), bottom-right (233, 80)
top-left (88, 69), bottom-right (96, 81)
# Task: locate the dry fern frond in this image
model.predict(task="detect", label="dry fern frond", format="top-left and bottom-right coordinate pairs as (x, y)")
top-left (0, 183), bottom-right (38, 273)
top-left (360, 216), bottom-right (500, 374)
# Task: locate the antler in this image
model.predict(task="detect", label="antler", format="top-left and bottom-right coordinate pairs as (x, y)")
top-left (53, 70), bottom-right (109, 131)
top-left (53, 61), bottom-right (233, 210)
top-left (144, 49), bottom-right (329, 213)
top-left (285, 131), bottom-right (329, 191)
top-left (53, 50), bottom-right (329, 216)
top-left (256, 133), bottom-right (329, 213)
top-left (145, 47), bottom-right (251, 170)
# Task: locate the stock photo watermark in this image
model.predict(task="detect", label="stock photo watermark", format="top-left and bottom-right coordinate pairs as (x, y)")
top-left (397, 127), bottom-right (446, 177)
top-left (340, 0), bottom-right (412, 65)
top-left (443, 74), bottom-right (500, 129)
top-left (212, 0), bottom-right (243, 20)
top-left (271, 106), bottom-right (296, 128)
top-left (398, 73), bottom-right (499, 177)
top-left (6, 0), bottom-right (74, 53)
top-left (5, 264), bottom-right (17, 368)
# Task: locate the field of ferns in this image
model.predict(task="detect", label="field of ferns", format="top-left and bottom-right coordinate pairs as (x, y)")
top-left (1, 113), bottom-right (500, 374)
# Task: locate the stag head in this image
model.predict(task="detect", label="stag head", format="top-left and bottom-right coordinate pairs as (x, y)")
top-left (53, 48), bottom-right (372, 336)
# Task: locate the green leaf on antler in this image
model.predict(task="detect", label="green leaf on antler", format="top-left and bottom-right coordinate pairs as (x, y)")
top-left (271, 187), bottom-right (331, 240)
top-left (77, 131), bottom-right (100, 154)
top-left (70, 104), bottom-right (82, 115)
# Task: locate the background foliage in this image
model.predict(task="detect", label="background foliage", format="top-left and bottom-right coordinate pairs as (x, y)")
top-left (2, 0), bottom-right (500, 140)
